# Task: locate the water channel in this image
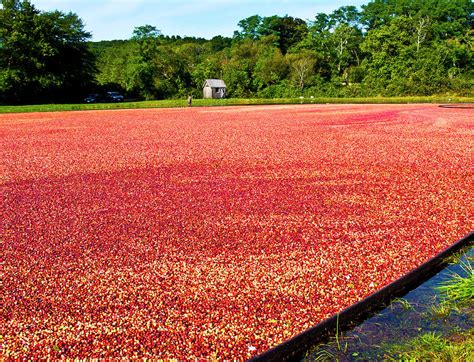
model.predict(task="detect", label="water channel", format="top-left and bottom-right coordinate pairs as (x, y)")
top-left (304, 247), bottom-right (473, 361)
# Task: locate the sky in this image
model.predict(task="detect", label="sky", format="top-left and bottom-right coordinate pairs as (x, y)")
top-left (32, 0), bottom-right (368, 41)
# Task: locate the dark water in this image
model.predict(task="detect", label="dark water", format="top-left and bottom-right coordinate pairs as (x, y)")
top-left (304, 247), bottom-right (473, 361)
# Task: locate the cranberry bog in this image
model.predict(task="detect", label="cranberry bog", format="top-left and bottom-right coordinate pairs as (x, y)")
top-left (1, 104), bottom-right (472, 359)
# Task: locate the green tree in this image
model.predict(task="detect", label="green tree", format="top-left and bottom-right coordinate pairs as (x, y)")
top-left (286, 51), bottom-right (316, 90)
top-left (359, 13), bottom-right (464, 95)
top-left (258, 15), bottom-right (308, 54)
top-left (0, 0), bottom-right (95, 104)
top-left (253, 38), bottom-right (289, 89)
top-left (208, 35), bottom-right (232, 52)
top-left (222, 39), bottom-right (259, 97)
top-left (361, 0), bottom-right (473, 33)
top-left (93, 41), bottom-right (146, 96)
top-left (361, 16), bottom-right (414, 93)
top-left (300, 6), bottom-right (362, 81)
top-left (234, 15), bottom-right (262, 40)
top-left (331, 23), bottom-right (363, 78)
top-left (130, 24), bottom-right (162, 99)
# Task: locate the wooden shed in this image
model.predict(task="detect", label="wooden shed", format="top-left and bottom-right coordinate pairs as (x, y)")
top-left (203, 79), bottom-right (226, 99)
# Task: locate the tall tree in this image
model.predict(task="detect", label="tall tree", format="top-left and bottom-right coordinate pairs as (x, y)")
top-left (361, 0), bottom-right (473, 33)
top-left (0, 0), bottom-right (95, 104)
top-left (130, 24), bottom-right (162, 99)
top-left (234, 15), bottom-right (262, 40)
top-left (223, 39), bottom-right (259, 97)
top-left (286, 51), bottom-right (316, 90)
top-left (301, 6), bottom-right (363, 81)
top-left (253, 37), bottom-right (289, 89)
top-left (258, 15), bottom-right (308, 54)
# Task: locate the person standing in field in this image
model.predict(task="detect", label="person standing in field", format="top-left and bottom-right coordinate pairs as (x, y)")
top-left (187, 95), bottom-right (192, 107)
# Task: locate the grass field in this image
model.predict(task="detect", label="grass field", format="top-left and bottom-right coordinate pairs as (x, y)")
top-left (1, 104), bottom-right (473, 359)
top-left (0, 95), bottom-right (473, 113)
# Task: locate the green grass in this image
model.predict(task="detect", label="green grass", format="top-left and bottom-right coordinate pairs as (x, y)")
top-left (0, 96), bottom-right (473, 113)
top-left (426, 256), bottom-right (472, 320)
top-left (437, 260), bottom-right (473, 306)
top-left (444, 250), bottom-right (468, 265)
top-left (390, 256), bottom-right (473, 360)
top-left (392, 298), bottom-right (415, 311)
top-left (386, 330), bottom-right (474, 361)
top-left (428, 302), bottom-right (459, 320)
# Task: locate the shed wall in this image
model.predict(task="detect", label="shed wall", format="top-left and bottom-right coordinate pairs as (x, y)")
top-left (203, 86), bottom-right (213, 99)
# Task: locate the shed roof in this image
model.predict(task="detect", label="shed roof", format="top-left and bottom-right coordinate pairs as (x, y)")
top-left (203, 79), bottom-right (226, 88)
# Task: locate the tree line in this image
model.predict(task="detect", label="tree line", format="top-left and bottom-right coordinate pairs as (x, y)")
top-left (1, 0), bottom-right (472, 104)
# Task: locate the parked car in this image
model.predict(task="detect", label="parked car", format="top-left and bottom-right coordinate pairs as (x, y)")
top-left (84, 93), bottom-right (101, 103)
top-left (106, 91), bottom-right (124, 102)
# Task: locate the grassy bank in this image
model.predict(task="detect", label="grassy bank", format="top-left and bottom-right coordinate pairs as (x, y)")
top-left (0, 96), bottom-right (473, 113)
top-left (386, 329), bottom-right (474, 361)
top-left (386, 255), bottom-right (473, 361)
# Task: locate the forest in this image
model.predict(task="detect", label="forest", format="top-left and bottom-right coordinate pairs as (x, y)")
top-left (1, 0), bottom-right (472, 104)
